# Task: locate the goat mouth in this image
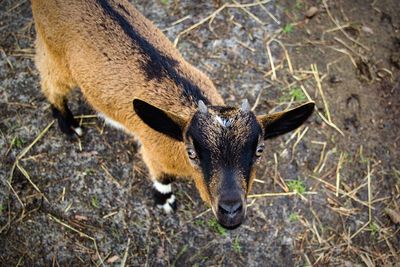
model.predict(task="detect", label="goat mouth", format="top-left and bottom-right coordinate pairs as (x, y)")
top-left (210, 202), bottom-right (247, 230)
top-left (213, 207), bottom-right (247, 230)
top-left (218, 221), bottom-right (243, 230)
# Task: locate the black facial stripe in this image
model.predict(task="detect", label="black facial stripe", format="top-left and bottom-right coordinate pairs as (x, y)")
top-left (97, 0), bottom-right (210, 105)
top-left (187, 110), bottom-right (262, 190)
top-left (192, 138), bottom-right (213, 185)
top-left (240, 140), bottom-right (258, 184)
top-left (239, 121), bottom-right (261, 187)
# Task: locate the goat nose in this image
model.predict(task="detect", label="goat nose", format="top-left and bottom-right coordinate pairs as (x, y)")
top-left (218, 202), bottom-right (242, 216)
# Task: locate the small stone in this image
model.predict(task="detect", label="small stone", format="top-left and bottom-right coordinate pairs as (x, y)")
top-left (390, 52), bottom-right (400, 69)
top-left (106, 255), bottom-right (120, 264)
top-left (385, 208), bottom-right (400, 224)
top-left (329, 75), bottom-right (342, 83)
top-left (305, 7), bottom-right (319, 19)
top-left (362, 25), bottom-right (374, 35)
top-left (74, 214), bottom-right (88, 221)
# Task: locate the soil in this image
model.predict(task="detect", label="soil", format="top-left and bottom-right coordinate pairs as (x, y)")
top-left (1, 0), bottom-right (399, 266)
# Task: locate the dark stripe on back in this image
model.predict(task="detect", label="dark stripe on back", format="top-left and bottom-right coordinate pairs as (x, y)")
top-left (96, 0), bottom-right (210, 105)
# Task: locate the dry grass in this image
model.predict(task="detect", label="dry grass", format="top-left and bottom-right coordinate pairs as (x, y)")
top-left (239, 0), bottom-right (398, 265)
top-left (1, 0), bottom-right (398, 266)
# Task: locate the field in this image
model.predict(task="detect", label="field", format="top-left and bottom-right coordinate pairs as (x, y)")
top-left (1, 0), bottom-right (399, 266)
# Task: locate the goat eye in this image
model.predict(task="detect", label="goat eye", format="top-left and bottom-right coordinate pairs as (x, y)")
top-left (187, 148), bottom-right (197, 160)
top-left (255, 144), bottom-right (265, 157)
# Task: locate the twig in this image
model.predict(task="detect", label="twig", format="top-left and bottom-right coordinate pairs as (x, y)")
top-left (334, 37), bottom-right (364, 59)
top-left (350, 221), bottom-right (369, 240)
top-left (120, 238), bottom-right (131, 267)
top-left (7, 0), bottom-right (27, 12)
top-left (272, 39), bottom-right (293, 74)
top-left (327, 46), bottom-right (357, 67)
top-left (74, 114), bottom-right (98, 119)
top-left (7, 121), bottom-right (55, 208)
top-left (266, 41), bottom-right (277, 80)
top-left (312, 141), bottom-right (327, 173)
top-left (232, 0), bottom-right (265, 25)
top-left (318, 148), bottom-right (336, 174)
top-left (311, 64), bottom-right (331, 122)
top-left (317, 109), bottom-right (345, 136)
top-left (5, 180), bottom-right (25, 209)
top-left (48, 214), bottom-right (105, 266)
top-left (300, 85), bottom-right (344, 136)
top-left (324, 23), bottom-right (351, 33)
top-left (291, 127), bottom-right (309, 159)
top-left (264, 62), bottom-right (283, 78)
top-left (273, 153), bottom-right (289, 192)
top-left (256, 0), bottom-right (280, 24)
top-left (248, 191), bottom-right (317, 198)
top-left (367, 161), bottom-right (372, 222)
top-left (322, 0), bottom-right (369, 51)
top-left (16, 162), bottom-right (49, 202)
top-left (101, 164), bottom-right (122, 188)
top-left (174, 4), bottom-right (227, 47)
top-left (359, 253), bottom-right (374, 267)
top-left (102, 211), bottom-right (118, 219)
top-left (172, 208), bottom-right (212, 238)
top-left (174, 1), bottom-right (273, 46)
top-left (0, 48), bottom-right (14, 70)
top-left (336, 152), bottom-right (344, 197)
top-left (309, 175), bottom-right (374, 210)
top-left (251, 84), bottom-right (271, 111)
top-left (162, 15), bottom-right (191, 31)
top-left (9, 120), bottom-right (55, 182)
top-left (235, 39), bottom-right (255, 52)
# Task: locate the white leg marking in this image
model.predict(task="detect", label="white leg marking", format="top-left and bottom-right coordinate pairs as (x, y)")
top-left (167, 194), bottom-right (176, 205)
top-left (158, 202), bottom-right (173, 214)
top-left (73, 127), bottom-right (83, 136)
top-left (153, 181), bottom-right (172, 194)
top-left (153, 181), bottom-right (175, 214)
top-left (98, 113), bottom-right (126, 131)
top-left (157, 195), bottom-right (176, 214)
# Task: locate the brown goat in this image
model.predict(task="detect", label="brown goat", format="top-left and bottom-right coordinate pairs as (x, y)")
top-left (32, 0), bottom-right (314, 229)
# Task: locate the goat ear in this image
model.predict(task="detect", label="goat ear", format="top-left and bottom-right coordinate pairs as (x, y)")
top-left (258, 102), bottom-right (315, 140)
top-left (133, 99), bottom-right (188, 141)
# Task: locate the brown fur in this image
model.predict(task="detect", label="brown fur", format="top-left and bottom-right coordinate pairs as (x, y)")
top-left (32, 1), bottom-right (315, 221)
top-left (32, 0), bottom-right (223, 203)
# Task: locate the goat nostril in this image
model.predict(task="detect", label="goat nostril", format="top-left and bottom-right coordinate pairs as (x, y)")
top-left (218, 202), bottom-right (242, 215)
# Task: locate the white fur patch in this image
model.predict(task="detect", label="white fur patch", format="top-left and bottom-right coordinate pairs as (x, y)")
top-left (158, 202), bottom-right (173, 214)
top-left (215, 116), bottom-right (233, 128)
top-left (157, 194), bottom-right (176, 214)
top-left (153, 181), bottom-right (171, 194)
top-left (167, 194), bottom-right (176, 204)
top-left (98, 113), bottom-right (126, 131)
top-left (73, 127), bottom-right (83, 136)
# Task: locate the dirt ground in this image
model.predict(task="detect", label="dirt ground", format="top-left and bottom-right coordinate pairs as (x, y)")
top-left (1, 0), bottom-right (399, 266)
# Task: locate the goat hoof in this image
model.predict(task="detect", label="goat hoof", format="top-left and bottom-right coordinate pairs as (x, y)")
top-left (157, 194), bottom-right (177, 214)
